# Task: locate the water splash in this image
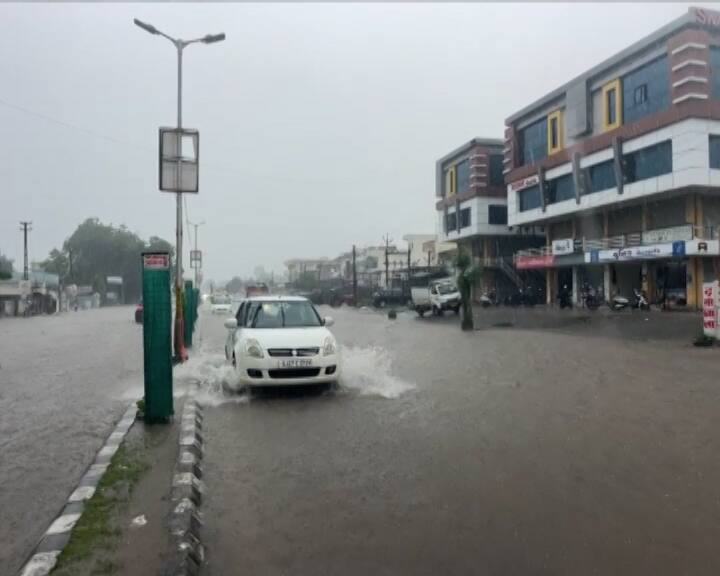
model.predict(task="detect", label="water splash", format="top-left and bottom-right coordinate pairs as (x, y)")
top-left (339, 346), bottom-right (415, 399)
top-left (174, 349), bottom-right (247, 406)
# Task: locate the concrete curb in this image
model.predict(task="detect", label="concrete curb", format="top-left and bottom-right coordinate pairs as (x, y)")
top-left (165, 393), bottom-right (205, 576)
top-left (17, 403), bottom-right (138, 576)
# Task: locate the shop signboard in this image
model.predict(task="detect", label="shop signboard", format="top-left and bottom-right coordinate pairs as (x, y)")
top-left (702, 281), bottom-right (719, 338)
top-left (642, 225), bottom-right (693, 245)
top-left (554, 253), bottom-right (586, 267)
top-left (685, 239), bottom-right (720, 256)
top-left (516, 254), bottom-right (554, 269)
top-left (510, 174), bottom-right (540, 192)
top-left (552, 238), bottom-right (574, 255)
top-left (596, 243), bottom-right (674, 263)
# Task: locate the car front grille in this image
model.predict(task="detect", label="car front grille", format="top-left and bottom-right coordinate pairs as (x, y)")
top-left (268, 368), bottom-right (321, 379)
top-left (267, 348), bottom-right (319, 357)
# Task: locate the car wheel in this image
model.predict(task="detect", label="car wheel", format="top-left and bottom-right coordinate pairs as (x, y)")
top-left (454, 306), bottom-right (460, 315)
top-left (418, 309), bottom-right (425, 317)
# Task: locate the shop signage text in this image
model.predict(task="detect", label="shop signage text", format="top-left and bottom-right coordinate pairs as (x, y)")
top-left (702, 281), bottom-right (718, 338)
top-left (642, 225), bottom-right (692, 245)
top-left (516, 254), bottom-right (554, 269)
top-left (694, 7), bottom-right (720, 27)
top-left (596, 243), bottom-right (674, 263)
top-left (510, 175), bottom-right (540, 192)
top-left (552, 238), bottom-right (574, 255)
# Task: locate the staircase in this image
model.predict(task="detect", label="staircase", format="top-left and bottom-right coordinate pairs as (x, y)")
top-left (498, 257), bottom-right (523, 289)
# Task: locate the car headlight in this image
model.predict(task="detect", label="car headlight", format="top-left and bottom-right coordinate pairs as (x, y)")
top-left (244, 338), bottom-right (264, 358)
top-left (322, 336), bottom-right (337, 356)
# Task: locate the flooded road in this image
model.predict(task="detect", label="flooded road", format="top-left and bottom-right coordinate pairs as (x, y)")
top-left (195, 306), bottom-right (720, 575)
top-left (0, 307), bottom-right (142, 574)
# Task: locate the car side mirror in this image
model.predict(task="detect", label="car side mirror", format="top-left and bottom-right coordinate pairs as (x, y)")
top-left (224, 318), bottom-right (238, 330)
top-left (323, 316), bottom-right (335, 327)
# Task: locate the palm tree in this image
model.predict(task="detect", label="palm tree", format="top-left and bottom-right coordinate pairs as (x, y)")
top-left (455, 247), bottom-right (480, 331)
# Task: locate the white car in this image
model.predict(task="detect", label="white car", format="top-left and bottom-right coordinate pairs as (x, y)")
top-left (211, 295), bottom-right (232, 315)
top-left (224, 296), bottom-right (341, 388)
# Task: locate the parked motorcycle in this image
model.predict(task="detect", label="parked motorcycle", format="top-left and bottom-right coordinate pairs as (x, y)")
top-left (609, 293), bottom-right (630, 311)
top-left (633, 288), bottom-right (650, 311)
top-left (480, 289), bottom-right (498, 308)
top-left (581, 283), bottom-right (601, 311)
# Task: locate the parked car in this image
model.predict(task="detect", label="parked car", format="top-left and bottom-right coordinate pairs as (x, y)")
top-left (411, 278), bottom-right (460, 317)
top-left (223, 296), bottom-right (341, 389)
top-left (134, 301), bottom-right (143, 323)
top-left (372, 287), bottom-right (408, 308)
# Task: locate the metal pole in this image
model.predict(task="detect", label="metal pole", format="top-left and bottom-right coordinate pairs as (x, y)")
top-left (193, 223), bottom-right (199, 289)
top-left (174, 42), bottom-right (186, 361)
top-left (19, 221), bottom-right (31, 281)
top-left (352, 245), bottom-right (357, 307)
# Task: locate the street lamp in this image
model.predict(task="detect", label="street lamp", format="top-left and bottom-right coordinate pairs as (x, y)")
top-left (188, 219), bottom-right (205, 289)
top-left (133, 18), bottom-right (224, 361)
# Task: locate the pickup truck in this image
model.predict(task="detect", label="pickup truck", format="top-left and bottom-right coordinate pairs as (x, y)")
top-left (411, 278), bottom-right (461, 317)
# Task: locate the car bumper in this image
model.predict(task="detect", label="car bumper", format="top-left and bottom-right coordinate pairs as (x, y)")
top-left (440, 300), bottom-right (460, 310)
top-left (236, 354), bottom-right (341, 387)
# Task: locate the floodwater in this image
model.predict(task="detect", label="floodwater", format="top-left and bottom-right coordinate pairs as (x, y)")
top-left (0, 307), bottom-right (143, 574)
top-left (197, 305), bottom-right (720, 576)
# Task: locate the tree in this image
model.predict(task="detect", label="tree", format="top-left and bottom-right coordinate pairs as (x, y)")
top-left (0, 252), bottom-right (13, 280)
top-left (41, 218), bottom-right (174, 303)
top-left (226, 276), bottom-right (244, 294)
top-left (455, 247), bottom-right (480, 331)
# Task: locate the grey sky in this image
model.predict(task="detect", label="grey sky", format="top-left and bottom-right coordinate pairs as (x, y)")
top-left (0, 2), bottom-right (708, 281)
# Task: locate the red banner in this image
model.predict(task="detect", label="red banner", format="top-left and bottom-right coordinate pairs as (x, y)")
top-left (515, 254), bottom-right (555, 269)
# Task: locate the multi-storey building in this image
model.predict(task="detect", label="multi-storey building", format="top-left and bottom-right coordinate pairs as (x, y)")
top-left (504, 6), bottom-right (720, 309)
top-left (436, 138), bottom-right (544, 298)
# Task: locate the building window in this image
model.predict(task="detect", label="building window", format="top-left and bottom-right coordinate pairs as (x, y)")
top-left (488, 205), bottom-right (508, 225)
top-left (545, 173), bottom-right (575, 205)
top-left (446, 211), bottom-right (457, 232)
top-left (623, 140), bottom-right (672, 184)
top-left (622, 56), bottom-right (669, 124)
top-left (456, 160), bottom-right (470, 196)
top-left (445, 166), bottom-right (456, 197)
top-left (547, 110), bottom-right (563, 155)
top-left (710, 135), bottom-right (720, 169)
top-left (518, 185), bottom-right (542, 212)
top-left (584, 159), bottom-right (617, 194)
top-left (711, 47), bottom-right (720, 100)
top-left (489, 154), bottom-right (504, 185)
top-left (459, 207), bottom-right (471, 228)
top-left (602, 79), bottom-right (622, 132)
top-left (518, 118), bottom-right (548, 166)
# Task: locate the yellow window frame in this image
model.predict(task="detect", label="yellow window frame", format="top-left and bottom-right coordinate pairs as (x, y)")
top-left (602, 79), bottom-right (622, 132)
top-left (446, 166), bottom-right (456, 197)
top-left (547, 110), bottom-right (563, 155)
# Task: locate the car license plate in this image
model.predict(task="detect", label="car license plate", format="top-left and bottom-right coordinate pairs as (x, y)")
top-left (278, 359), bottom-right (312, 368)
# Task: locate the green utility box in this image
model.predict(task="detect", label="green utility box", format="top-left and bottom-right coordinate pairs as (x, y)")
top-left (141, 252), bottom-right (173, 422)
top-left (184, 280), bottom-right (194, 348)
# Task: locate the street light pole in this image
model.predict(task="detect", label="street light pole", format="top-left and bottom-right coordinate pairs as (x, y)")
top-left (188, 220), bottom-right (205, 289)
top-left (133, 18), bottom-right (225, 361)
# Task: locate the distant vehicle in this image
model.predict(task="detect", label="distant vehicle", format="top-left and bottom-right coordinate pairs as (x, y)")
top-left (372, 287), bottom-right (407, 308)
top-left (246, 283), bottom-right (270, 298)
top-left (224, 296), bottom-right (340, 389)
top-left (211, 294), bottom-right (232, 315)
top-left (411, 278), bottom-right (460, 317)
top-left (134, 301), bottom-right (143, 323)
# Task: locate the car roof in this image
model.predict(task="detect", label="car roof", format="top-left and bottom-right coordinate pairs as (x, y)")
top-left (244, 295), bottom-right (308, 302)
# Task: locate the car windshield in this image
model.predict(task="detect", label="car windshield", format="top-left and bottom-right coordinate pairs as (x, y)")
top-left (248, 301), bottom-right (321, 328)
top-left (212, 295), bottom-right (230, 305)
top-left (437, 283), bottom-right (457, 295)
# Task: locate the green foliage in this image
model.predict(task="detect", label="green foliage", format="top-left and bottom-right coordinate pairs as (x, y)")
top-left (226, 276), bottom-right (244, 294)
top-left (41, 218), bottom-right (174, 303)
top-left (0, 252), bottom-right (13, 280)
top-left (454, 247), bottom-right (480, 331)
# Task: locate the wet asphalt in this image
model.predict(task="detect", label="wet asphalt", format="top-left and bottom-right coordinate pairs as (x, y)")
top-left (0, 307), bottom-right (143, 575)
top-left (198, 306), bottom-right (720, 576)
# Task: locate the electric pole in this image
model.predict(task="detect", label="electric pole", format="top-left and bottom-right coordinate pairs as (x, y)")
top-left (19, 221), bottom-right (32, 281)
top-left (352, 245), bottom-right (357, 307)
top-left (383, 233), bottom-right (392, 288)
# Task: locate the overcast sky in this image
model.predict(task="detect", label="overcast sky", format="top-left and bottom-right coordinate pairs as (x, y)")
top-left (0, 2), bottom-right (710, 281)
